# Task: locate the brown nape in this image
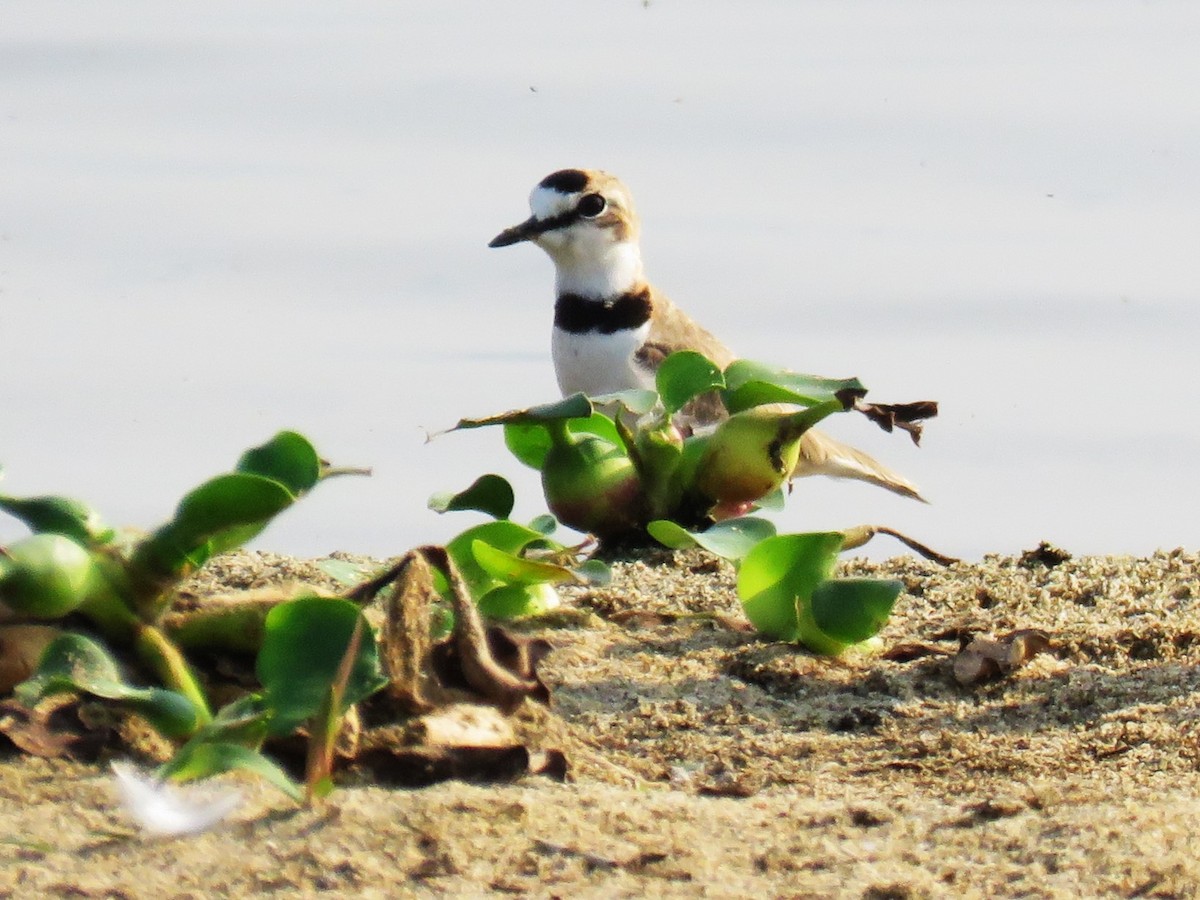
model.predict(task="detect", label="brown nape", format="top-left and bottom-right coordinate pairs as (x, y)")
top-left (608, 212), bottom-right (635, 243)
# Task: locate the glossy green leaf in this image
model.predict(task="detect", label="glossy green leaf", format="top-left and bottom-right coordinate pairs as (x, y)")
top-left (171, 473), bottom-right (296, 550)
top-left (0, 533), bottom-right (100, 617)
top-left (428, 474), bottom-right (514, 519)
top-left (159, 741), bottom-right (302, 802)
top-left (15, 633), bottom-right (199, 738)
top-left (648, 516), bottom-right (777, 563)
top-left (722, 360), bottom-right (865, 414)
top-left (257, 597), bottom-right (387, 737)
top-left (14, 632), bottom-right (121, 703)
top-left (133, 473), bottom-right (297, 581)
top-left (809, 578), bottom-right (903, 645)
top-left (0, 495), bottom-right (111, 545)
top-left (444, 521), bottom-right (552, 597)
top-left (236, 431), bottom-right (321, 496)
top-left (656, 351), bottom-right (726, 415)
top-left (476, 582), bottom-right (561, 619)
top-left (736, 532), bottom-right (845, 641)
top-left (504, 414), bottom-right (623, 471)
top-left (503, 423), bottom-right (553, 470)
top-left (471, 539), bottom-right (578, 586)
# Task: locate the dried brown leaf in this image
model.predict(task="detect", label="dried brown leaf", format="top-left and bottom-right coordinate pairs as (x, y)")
top-left (0, 696), bottom-right (110, 759)
top-left (379, 552), bottom-right (441, 713)
top-left (374, 704), bottom-right (566, 780)
top-left (349, 546), bottom-right (566, 787)
top-left (0, 624), bottom-right (63, 694)
top-left (854, 399), bottom-right (939, 445)
top-left (421, 545), bottom-right (551, 711)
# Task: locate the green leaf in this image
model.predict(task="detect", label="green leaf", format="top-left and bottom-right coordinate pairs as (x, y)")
top-left (809, 578), bottom-right (902, 646)
top-left (476, 582), bottom-right (561, 619)
top-left (0, 495), bottom-right (111, 545)
top-left (0, 533), bottom-right (101, 617)
top-left (504, 414), bottom-right (622, 471)
top-left (753, 488), bottom-right (786, 511)
top-left (134, 473), bottom-right (297, 580)
top-left (656, 351), bottom-right (726, 415)
top-left (428, 474), bottom-right (515, 519)
top-left (527, 514), bottom-right (558, 536)
top-left (503, 423), bottom-right (554, 470)
top-left (159, 741), bottom-right (302, 802)
top-left (15, 633), bottom-right (199, 738)
top-left (588, 389), bottom-right (659, 417)
top-left (257, 597), bottom-right (387, 737)
top-left (722, 360), bottom-right (866, 414)
top-left (444, 521), bottom-right (552, 598)
top-left (180, 693), bottom-right (271, 749)
top-left (15, 632), bottom-right (120, 702)
top-left (236, 431), bottom-right (321, 496)
top-left (648, 516), bottom-right (777, 563)
top-left (470, 539), bottom-right (578, 586)
top-left (171, 473), bottom-right (296, 550)
top-left (452, 393), bottom-right (594, 431)
top-left (736, 533), bottom-right (845, 641)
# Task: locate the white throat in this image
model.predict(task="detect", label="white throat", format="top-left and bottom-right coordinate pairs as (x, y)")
top-left (547, 239), bottom-right (644, 299)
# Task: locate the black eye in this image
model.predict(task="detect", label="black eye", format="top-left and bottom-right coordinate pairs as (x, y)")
top-left (577, 193), bottom-right (607, 218)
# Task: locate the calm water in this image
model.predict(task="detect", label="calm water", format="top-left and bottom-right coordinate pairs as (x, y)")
top-left (2, 2), bottom-right (1198, 561)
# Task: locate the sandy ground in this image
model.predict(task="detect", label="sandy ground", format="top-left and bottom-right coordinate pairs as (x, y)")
top-left (2, 546), bottom-right (1199, 898)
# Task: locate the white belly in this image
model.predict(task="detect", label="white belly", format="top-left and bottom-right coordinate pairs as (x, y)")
top-left (552, 324), bottom-right (654, 397)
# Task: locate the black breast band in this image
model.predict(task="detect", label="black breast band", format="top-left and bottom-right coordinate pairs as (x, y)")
top-left (554, 288), bottom-right (653, 335)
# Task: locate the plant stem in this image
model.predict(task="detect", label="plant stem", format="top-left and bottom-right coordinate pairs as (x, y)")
top-left (134, 624), bottom-right (213, 727)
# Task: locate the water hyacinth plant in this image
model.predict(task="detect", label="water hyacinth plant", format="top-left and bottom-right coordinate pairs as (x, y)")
top-left (1, 355), bottom-right (946, 805)
top-left (2, 435), bottom-right (573, 803)
top-left (0, 432), bottom-right (364, 725)
top-left (439, 351), bottom-right (937, 540)
top-left (435, 351), bottom-right (946, 653)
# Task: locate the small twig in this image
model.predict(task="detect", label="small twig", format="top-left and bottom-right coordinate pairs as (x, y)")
top-left (319, 465), bottom-right (373, 479)
top-left (872, 526), bottom-right (958, 566)
top-left (342, 557), bottom-right (413, 604)
top-left (841, 525), bottom-right (958, 566)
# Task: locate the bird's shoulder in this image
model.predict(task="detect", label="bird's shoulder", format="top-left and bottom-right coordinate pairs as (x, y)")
top-left (640, 287), bottom-right (736, 370)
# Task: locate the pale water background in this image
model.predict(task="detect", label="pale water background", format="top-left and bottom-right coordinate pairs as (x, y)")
top-left (2, 2), bottom-right (1197, 562)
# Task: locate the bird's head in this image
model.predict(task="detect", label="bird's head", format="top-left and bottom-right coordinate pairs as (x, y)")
top-left (490, 168), bottom-right (644, 298)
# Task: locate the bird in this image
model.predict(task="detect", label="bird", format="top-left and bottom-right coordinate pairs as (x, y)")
top-left (488, 167), bottom-right (922, 501)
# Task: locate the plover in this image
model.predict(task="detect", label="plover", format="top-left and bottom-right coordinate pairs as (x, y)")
top-left (489, 168), bottom-right (921, 500)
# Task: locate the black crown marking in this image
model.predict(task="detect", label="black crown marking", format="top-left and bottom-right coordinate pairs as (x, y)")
top-left (539, 169), bottom-right (590, 195)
